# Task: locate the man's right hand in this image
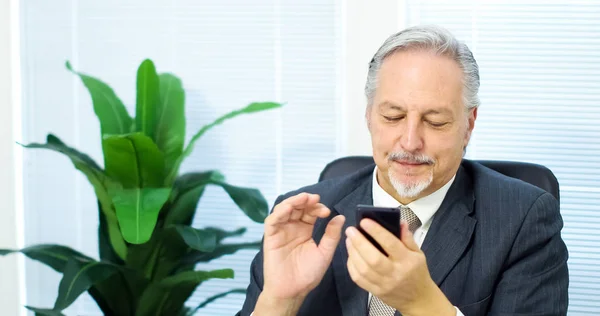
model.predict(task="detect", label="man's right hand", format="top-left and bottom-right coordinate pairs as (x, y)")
top-left (253, 193), bottom-right (346, 315)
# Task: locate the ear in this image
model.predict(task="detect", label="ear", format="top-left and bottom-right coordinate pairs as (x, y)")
top-left (464, 107), bottom-right (477, 146)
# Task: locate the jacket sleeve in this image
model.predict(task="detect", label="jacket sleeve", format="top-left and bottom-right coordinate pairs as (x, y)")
top-left (237, 195), bottom-right (286, 316)
top-left (488, 192), bottom-right (569, 315)
top-left (236, 248), bottom-right (265, 316)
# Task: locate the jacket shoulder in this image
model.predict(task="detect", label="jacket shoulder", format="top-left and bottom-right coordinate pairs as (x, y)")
top-left (462, 159), bottom-right (558, 218)
top-left (274, 163), bottom-right (375, 208)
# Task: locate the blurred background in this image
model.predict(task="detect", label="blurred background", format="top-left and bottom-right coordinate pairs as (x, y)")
top-left (1, 0), bottom-right (599, 315)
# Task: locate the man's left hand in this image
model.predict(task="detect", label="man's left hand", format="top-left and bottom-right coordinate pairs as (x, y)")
top-left (345, 219), bottom-right (456, 316)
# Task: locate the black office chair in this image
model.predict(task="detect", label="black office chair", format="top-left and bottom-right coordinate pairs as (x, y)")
top-left (318, 156), bottom-right (560, 202)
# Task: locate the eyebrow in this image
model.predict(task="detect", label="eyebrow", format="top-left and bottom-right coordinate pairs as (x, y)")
top-left (423, 108), bottom-right (453, 116)
top-left (377, 101), bottom-right (405, 111)
top-left (377, 101), bottom-right (453, 116)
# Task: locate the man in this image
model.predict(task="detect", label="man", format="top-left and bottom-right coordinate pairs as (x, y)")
top-left (238, 25), bottom-right (569, 316)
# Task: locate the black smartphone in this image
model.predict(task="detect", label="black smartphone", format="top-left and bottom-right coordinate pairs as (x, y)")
top-left (356, 205), bottom-right (401, 256)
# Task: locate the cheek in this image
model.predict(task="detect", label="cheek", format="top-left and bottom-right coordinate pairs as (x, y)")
top-left (370, 126), bottom-right (399, 170)
top-left (371, 126), bottom-right (398, 152)
top-left (425, 130), bottom-right (465, 160)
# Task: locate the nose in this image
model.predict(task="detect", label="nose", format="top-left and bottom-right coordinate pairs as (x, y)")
top-left (400, 116), bottom-right (424, 152)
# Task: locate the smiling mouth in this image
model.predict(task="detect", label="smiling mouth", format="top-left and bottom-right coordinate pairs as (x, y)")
top-left (393, 160), bottom-right (431, 167)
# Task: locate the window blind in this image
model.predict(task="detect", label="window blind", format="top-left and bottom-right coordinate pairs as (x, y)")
top-left (19, 0), bottom-right (342, 315)
top-left (405, 1), bottom-right (600, 314)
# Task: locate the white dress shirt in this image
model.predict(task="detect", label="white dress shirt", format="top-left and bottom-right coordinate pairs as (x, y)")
top-left (370, 166), bottom-right (464, 316)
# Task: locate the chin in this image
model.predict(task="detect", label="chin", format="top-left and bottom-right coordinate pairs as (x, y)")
top-left (388, 169), bottom-right (433, 199)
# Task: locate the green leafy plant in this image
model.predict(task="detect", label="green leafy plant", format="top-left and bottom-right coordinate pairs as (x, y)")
top-left (0, 59), bottom-right (281, 315)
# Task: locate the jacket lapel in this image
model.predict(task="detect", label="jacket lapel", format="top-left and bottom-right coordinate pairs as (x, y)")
top-left (421, 165), bottom-right (477, 286)
top-left (332, 175), bottom-right (373, 316)
top-left (329, 163), bottom-right (477, 314)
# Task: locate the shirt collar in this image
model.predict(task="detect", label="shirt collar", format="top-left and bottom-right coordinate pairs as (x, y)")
top-left (371, 166), bottom-right (455, 229)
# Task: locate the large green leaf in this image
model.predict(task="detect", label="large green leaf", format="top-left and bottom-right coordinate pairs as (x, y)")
top-left (93, 265), bottom-right (149, 313)
top-left (127, 226), bottom-right (192, 282)
top-left (22, 134), bottom-right (103, 169)
top-left (25, 306), bottom-right (65, 316)
top-left (201, 227), bottom-right (247, 243)
top-left (135, 59), bottom-right (160, 139)
top-left (102, 132), bottom-right (165, 188)
top-left (1, 245), bottom-right (136, 315)
top-left (217, 181), bottom-right (269, 223)
top-left (53, 258), bottom-right (119, 312)
top-left (109, 187), bottom-right (172, 244)
top-left (125, 227), bottom-right (163, 280)
top-left (135, 269), bottom-right (233, 316)
top-left (179, 241), bottom-right (262, 267)
top-left (87, 254), bottom-right (148, 316)
top-left (155, 73), bottom-right (186, 180)
top-left (139, 226), bottom-right (249, 281)
top-left (164, 171), bottom-right (224, 226)
top-left (0, 244), bottom-right (93, 273)
top-left (161, 269), bottom-right (233, 286)
top-left (20, 134), bottom-right (127, 259)
top-left (88, 273), bottom-right (135, 316)
top-left (187, 288), bottom-right (246, 315)
top-left (97, 201), bottom-right (124, 265)
top-left (166, 102), bottom-right (282, 183)
top-left (66, 61), bottom-right (132, 136)
top-left (174, 226), bottom-right (218, 252)
top-left (166, 171), bottom-right (268, 225)
top-left (173, 226), bottom-right (247, 252)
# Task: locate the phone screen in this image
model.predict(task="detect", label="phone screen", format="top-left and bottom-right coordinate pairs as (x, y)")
top-left (356, 205), bottom-right (401, 256)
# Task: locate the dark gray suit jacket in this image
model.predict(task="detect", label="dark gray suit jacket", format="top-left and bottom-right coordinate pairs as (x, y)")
top-left (238, 160), bottom-right (569, 315)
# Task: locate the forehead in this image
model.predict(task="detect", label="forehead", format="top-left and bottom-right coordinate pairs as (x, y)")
top-left (374, 50), bottom-right (464, 111)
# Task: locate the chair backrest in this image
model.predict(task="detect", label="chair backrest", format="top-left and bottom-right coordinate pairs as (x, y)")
top-left (318, 156), bottom-right (560, 202)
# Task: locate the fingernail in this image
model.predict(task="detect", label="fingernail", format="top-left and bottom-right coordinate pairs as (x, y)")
top-left (346, 227), bottom-right (356, 238)
top-left (360, 218), bottom-right (373, 229)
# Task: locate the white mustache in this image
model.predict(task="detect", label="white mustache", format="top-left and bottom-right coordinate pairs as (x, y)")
top-left (388, 151), bottom-right (435, 165)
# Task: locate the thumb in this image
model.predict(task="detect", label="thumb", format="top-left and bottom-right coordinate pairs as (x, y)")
top-left (318, 215), bottom-right (346, 259)
top-left (400, 220), bottom-right (420, 251)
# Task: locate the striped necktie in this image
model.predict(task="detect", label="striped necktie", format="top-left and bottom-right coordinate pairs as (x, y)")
top-left (368, 206), bottom-right (422, 316)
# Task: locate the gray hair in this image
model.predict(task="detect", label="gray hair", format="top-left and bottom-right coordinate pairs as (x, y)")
top-left (365, 25), bottom-right (480, 110)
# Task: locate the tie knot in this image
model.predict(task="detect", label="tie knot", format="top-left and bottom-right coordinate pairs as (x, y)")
top-left (400, 206), bottom-right (421, 233)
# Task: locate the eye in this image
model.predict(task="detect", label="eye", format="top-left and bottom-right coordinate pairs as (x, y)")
top-left (383, 115), bottom-right (403, 122)
top-left (427, 121), bottom-right (449, 128)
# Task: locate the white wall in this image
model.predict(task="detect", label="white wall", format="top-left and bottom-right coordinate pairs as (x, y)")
top-left (341, 0), bottom-right (407, 156)
top-left (0, 0), bottom-right (23, 314)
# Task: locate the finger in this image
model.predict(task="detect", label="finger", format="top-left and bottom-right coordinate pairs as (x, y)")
top-left (268, 193), bottom-right (321, 225)
top-left (318, 215), bottom-right (346, 259)
top-left (400, 220), bottom-right (420, 252)
top-left (345, 226), bottom-right (392, 275)
top-left (290, 207), bottom-right (304, 221)
top-left (306, 193), bottom-right (321, 205)
top-left (346, 250), bottom-right (380, 294)
top-left (264, 205), bottom-right (292, 228)
top-left (288, 195), bottom-right (324, 222)
top-left (265, 193), bottom-right (309, 225)
top-left (282, 192), bottom-right (308, 207)
top-left (346, 237), bottom-right (375, 278)
top-left (284, 192), bottom-right (315, 208)
top-left (276, 192), bottom-right (319, 217)
top-left (288, 192), bottom-right (320, 209)
top-left (300, 204), bottom-right (331, 224)
top-left (288, 203), bottom-right (330, 226)
top-left (359, 218), bottom-right (404, 258)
